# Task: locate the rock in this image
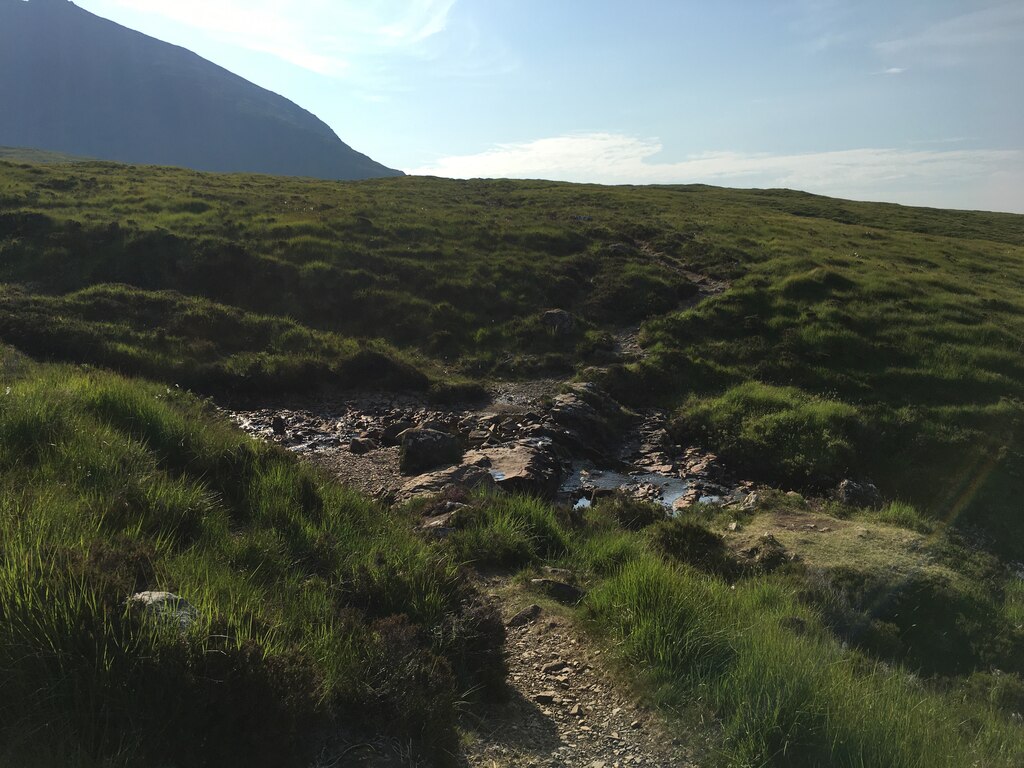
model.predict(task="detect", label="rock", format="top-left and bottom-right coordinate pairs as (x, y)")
top-left (420, 511), bottom-right (458, 533)
top-left (127, 591), bottom-right (196, 631)
top-left (271, 415), bottom-right (287, 436)
top-left (380, 419), bottom-right (416, 447)
top-left (419, 417), bottom-right (451, 433)
top-left (464, 439), bottom-right (565, 498)
top-left (534, 690), bottom-right (558, 704)
top-left (541, 308), bottom-right (575, 336)
top-left (548, 392), bottom-right (620, 457)
top-left (835, 479), bottom-right (883, 509)
top-left (398, 464), bottom-right (496, 500)
top-left (507, 604), bottom-right (543, 627)
top-left (399, 428), bottom-right (463, 475)
top-left (542, 660), bottom-right (569, 674)
top-left (531, 579), bottom-right (586, 606)
top-left (349, 437), bottom-right (377, 455)
top-left (543, 566), bottom-right (575, 580)
top-left (671, 488), bottom-right (702, 513)
top-left (740, 492), bottom-right (760, 511)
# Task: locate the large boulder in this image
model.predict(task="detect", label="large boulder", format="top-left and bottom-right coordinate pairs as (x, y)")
top-left (835, 479), bottom-right (882, 509)
top-left (399, 428), bottom-right (463, 475)
top-left (464, 438), bottom-right (565, 498)
top-left (546, 383), bottom-right (637, 462)
top-left (399, 464), bottom-right (497, 501)
top-left (381, 419), bottom-right (416, 447)
top-left (541, 309), bottom-right (575, 336)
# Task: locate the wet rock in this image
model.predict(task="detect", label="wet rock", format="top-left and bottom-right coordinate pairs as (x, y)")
top-left (835, 479), bottom-right (882, 509)
top-left (128, 591), bottom-right (196, 631)
top-left (399, 464), bottom-right (496, 500)
top-left (671, 488), bottom-right (703, 513)
top-left (465, 439), bottom-right (565, 498)
top-left (531, 579), bottom-right (586, 605)
top-left (541, 308), bottom-right (576, 336)
top-left (399, 428), bottom-right (463, 475)
top-left (271, 415), bottom-right (287, 436)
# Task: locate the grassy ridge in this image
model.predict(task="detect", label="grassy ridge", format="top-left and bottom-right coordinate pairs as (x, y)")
top-left (0, 351), bottom-right (503, 767)
top-left (0, 283), bottom-right (433, 395)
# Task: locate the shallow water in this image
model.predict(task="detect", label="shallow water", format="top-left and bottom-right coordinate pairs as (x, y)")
top-left (561, 462), bottom-right (692, 510)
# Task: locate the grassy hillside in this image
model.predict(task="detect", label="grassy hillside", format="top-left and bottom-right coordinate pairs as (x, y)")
top-left (1, 158), bottom-right (1022, 551)
top-left (1, 158), bottom-right (1023, 764)
top-left (0, 349), bottom-right (504, 767)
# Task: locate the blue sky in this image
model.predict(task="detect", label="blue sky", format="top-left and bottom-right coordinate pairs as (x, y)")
top-left (72, 0), bottom-right (1024, 212)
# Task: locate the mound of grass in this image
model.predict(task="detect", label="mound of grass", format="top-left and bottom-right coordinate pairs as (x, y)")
top-left (871, 501), bottom-right (935, 534)
top-left (0, 284), bottom-right (432, 395)
top-left (672, 382), bottom-right (861, 487)
top-left (0, 354), bottom-right (503, 766)
top-left (446, 494), bottom-right (570, 568)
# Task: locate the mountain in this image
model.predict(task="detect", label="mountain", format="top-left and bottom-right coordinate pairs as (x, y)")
top-left (0, 0), bottom-right (402, 179)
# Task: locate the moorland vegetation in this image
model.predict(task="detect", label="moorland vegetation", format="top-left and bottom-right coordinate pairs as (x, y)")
top-left (0, 153), bottom-right (1022, 765)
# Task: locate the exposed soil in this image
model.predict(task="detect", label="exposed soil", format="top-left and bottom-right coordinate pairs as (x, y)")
top-left (457, 581), bottom-right (699, 768)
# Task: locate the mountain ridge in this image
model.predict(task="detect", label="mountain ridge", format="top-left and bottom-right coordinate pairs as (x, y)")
top-left (0, 0), bottom-right (402, 179)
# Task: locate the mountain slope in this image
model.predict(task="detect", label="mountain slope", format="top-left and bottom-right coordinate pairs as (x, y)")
top-left (0, 0), bottom-right (402, 179)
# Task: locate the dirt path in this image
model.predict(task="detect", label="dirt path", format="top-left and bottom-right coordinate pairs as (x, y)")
top-left (458, 583), bottom-right (697, 768)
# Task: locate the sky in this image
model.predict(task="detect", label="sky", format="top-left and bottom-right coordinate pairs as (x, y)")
top-left (70, 0), bottom-right (1024, 213)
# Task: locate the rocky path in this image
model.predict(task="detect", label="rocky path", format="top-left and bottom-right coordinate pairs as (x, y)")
top-left (460, 586), bottom-right (697, 768)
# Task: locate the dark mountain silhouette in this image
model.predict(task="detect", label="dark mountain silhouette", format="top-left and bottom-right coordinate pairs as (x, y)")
top-left (0, 0), bottom-right (402, 179)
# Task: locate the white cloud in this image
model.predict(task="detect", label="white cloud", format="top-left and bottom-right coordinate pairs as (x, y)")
top-left (875, 67), bottom-right (906, 76)
top-left (877, 3), bottom-right (1024, 66)
top-left (409, 133), bottom-right (1024, 213)
top-left (82, 0), bottom-right (457, 76)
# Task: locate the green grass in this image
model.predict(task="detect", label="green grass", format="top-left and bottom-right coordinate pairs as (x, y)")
top-left (2, 157), bottom-right (1024, 763)
top-left (0, 351), bottom-right (503, 767)
top-left (871, 501), bottom-right (936, 534)
top-left (443, 493), bottom-right (1024, 767)
top-left (1, 160), bottom-right (1022, 550)
top-left (672, 382), bottom-right (861, 488)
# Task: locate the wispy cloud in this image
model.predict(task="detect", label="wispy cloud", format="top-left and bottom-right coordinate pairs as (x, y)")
top-left (87, 0), bottom-right (458, 76)
top-left (877, 3), bottom-right (1024, 66)
top-left (410, 133), bottom-right (1024, 213)
top-left (874, 67), bottom-right (906, 76)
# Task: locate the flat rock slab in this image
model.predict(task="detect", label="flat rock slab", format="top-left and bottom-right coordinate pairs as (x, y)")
top-left (465, 439), bottom-right (564, 498)
top-left (398, 464), bottom-right (496, 501)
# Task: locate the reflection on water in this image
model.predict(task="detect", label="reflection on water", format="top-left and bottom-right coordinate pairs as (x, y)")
top-left (561, 462), bottom-right (692, 510)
